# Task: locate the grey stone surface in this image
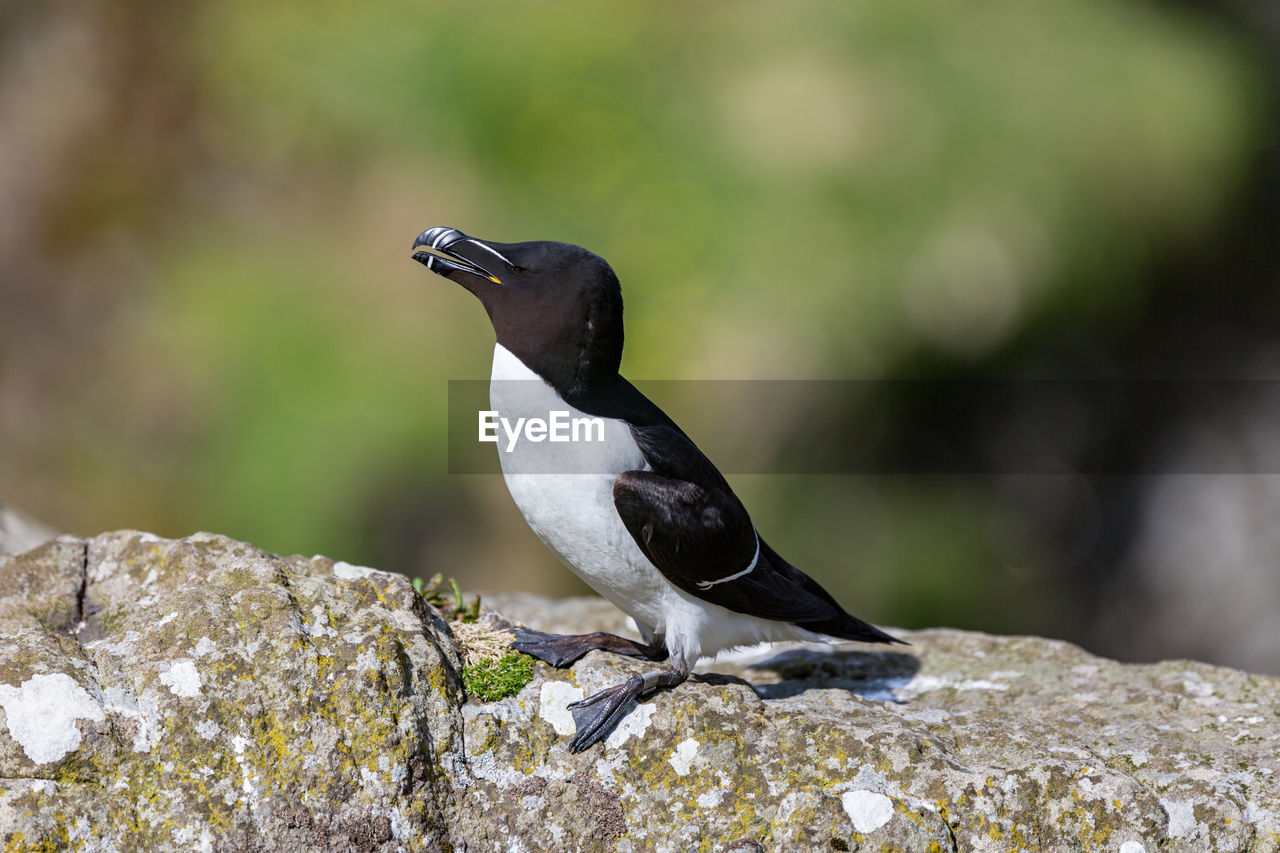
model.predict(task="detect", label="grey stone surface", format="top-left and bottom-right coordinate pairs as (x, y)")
top-left (0, 532), bottom-right (463, 852)
top-left (2, 532), bottom-right (1279, 852)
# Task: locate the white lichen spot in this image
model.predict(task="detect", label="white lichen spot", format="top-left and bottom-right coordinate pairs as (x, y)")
top-left (1161, 798), bottom-right (1199, 839)
top-left (193, 637), bottom-right (216, 657)
top-left (90, 630), bottom-right (142, 657)
top-left (696, 789), bottom-right (724, 809)
top-left (776, 791), bottom-right (807, 824)
top-left (539, 682), bottom-right (584, 736)
top-left (175, 819), bottom-right (202, 845)
top-left (307, 604), bottom-right (339, 638)
top-left (669, 738), bottom-right (700, 777)
top-left (334, 560), bottom-right (378, 580)
top-left (0, 673), bottom-right (105, 764)
top-left (1182, 676), bottom-right (1214, 697)
top-left (67, 816), bottom-right (92, 843)
top-left (174, 822), bottom-right (215, 853)
top-left (604, 702), bottom-right (654, 749)
top-left (89, 555), bottom-right (118, 583)
top-left (159, 660), bottom-right (203, 698)
top-left (98, 685), bottom-right (161, 752)
top-left (360, 767), bottom-right (385, 792)
top-left (156, 612), bottom-right (179, 627)
top-left (841, 790), bottom-right (894, 834)
top-left (195, 719), bottom-right (221, 740)
top-left (1118, 842), bottom-right (1146, 853)
top-left (132, 693), bottom-right (163, 753)
top-left (1244, 798), bottom-right (1274, 823)
top-left (594, 751), bottom-right (627, 782)
top-left (230, 734), bottom-right (262, 804)
top-left (388, 610), bottom-right (422, 632)
top-left (387, 804), bottom-right (412, 844)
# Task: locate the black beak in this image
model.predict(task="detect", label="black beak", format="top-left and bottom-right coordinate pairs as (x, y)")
top-left (411, 227), bottom-right (503, 284)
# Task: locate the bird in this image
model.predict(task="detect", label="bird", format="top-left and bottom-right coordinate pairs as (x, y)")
top-left (411, 226), bottom-right (903, 751)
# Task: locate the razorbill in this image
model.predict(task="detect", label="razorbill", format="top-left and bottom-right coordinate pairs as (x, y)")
top-left (412, 226), bottom-right (903, 751)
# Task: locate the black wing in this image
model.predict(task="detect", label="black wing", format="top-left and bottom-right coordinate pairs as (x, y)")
top-left (568, 377), bottom-right (901, 642)
top-left (612, 466), bottom-right (840, 623)
top-left (614, 416), bottom-right (854, 623)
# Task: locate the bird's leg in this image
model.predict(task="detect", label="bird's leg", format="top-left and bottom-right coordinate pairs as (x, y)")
top-left (509, 627), bottom-right (666, 668)
top-left (566, 655), bottom-right (690, 753)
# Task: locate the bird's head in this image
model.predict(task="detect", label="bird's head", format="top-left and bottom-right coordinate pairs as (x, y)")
top-left (412, 227), bottom-right (624, 396)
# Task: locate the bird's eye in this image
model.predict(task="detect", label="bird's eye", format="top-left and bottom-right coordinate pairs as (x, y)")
top-left (511, 265), bottom-right (527, 275)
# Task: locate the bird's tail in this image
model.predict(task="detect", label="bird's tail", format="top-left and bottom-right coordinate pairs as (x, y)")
top-left (800, 611), bottom-right (907, 646)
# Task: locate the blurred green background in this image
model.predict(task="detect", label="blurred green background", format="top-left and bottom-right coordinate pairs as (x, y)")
top-left (3, 1), bottom-right (1278, 670)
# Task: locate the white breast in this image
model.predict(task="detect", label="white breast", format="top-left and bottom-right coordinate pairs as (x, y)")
top-left (488, 343), bottom-right (820, 664)
top-left (489, 344), bottom-right (669, 628)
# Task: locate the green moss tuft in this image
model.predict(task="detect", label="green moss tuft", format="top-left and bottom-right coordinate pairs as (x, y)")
top-left (463, 653), bottom-right (533, 701)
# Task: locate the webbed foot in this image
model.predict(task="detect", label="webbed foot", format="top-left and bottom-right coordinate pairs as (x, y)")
top-left (566, 676), bottom-right (645, 752)
top-left (510, 628), bottom-right (665, 668)
top-left (510, 628), bottom-right (594, 668)
top-left (562, 660), bottom-right (690, 752)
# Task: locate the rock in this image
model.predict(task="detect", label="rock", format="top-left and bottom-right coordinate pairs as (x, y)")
top-left (0, 532), bottom-right (463, 852)
top-left (482, 594), bottom-right (1280, 852)
top-left (1, 532), bottom-right (1278, 852)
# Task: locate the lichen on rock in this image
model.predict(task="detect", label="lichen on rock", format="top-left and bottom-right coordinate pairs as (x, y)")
top-left (0, 531), bottom-right (463, 851)
top-left (1, 533), bottom-right (1279, 852)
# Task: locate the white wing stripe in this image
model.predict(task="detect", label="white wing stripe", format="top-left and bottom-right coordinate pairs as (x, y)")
top-left (695, 533), bottom-right (760, 590)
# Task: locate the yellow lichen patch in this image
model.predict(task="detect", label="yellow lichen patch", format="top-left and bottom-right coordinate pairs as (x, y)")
top-left (237, 709), bottom-right (308, 798)
top-left (506, 727), bottom-right (557, 775)
top-left (618, 713), bottom-right (773, 849)
top-left (891, 796), bottom-right (929, 828)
